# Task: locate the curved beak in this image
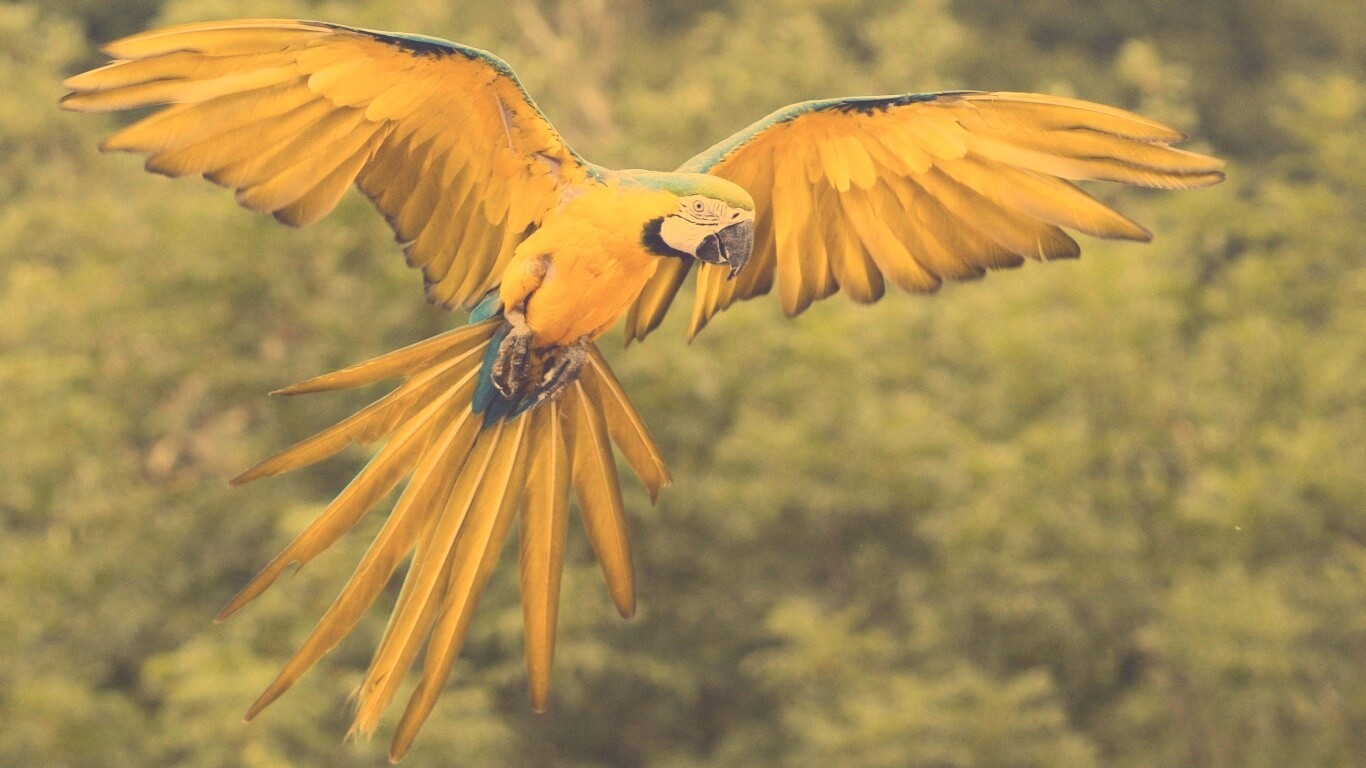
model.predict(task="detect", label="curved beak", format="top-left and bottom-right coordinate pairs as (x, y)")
top-left (697, 219), bottom-right (754, 279)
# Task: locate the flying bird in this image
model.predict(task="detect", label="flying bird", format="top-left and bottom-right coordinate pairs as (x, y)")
top-left (62, 18), bottom-right (1224, 760)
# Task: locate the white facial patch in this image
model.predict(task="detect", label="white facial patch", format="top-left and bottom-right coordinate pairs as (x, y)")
top-left (658, 214), bottom-right (713, 255)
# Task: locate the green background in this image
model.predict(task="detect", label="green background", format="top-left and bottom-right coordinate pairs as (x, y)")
top-left (2, 0), bottom-right (1362, 765)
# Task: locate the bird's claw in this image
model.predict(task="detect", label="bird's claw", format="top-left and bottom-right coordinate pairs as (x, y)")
top-left (491, 309), bottom-right (534, 399)
top-left (532, 336), bottom-right (589, 408)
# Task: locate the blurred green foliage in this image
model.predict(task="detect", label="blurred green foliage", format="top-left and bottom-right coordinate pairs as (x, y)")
top-left (2, 0), bottom-right (1362, 766)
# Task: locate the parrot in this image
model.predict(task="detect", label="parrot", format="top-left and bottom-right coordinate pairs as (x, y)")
top-left (61, 18), bottom-right (1225, 761)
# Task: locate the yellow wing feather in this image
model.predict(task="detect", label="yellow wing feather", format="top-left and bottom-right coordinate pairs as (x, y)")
top-left (627, 90), bottom-right (1224, 342)
top-left (820, 183), bottom-right (884, 303)
top-left (62, 18), bottom-right (597, 311)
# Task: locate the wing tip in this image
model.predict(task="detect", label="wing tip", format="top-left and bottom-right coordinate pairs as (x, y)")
top-left (57, 92), bottom-right (100, 112)
top-left (97, 135), bottom-right (134, 154)
top-left (272, 208), bottom-right (313, 229)
top-left (1114, 219), bottom-right (1154, 243)
top-left (1195, 168), bottom-right (1227, 187)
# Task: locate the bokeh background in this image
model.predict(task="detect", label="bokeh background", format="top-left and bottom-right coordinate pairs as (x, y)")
top-left (2, 0), bottom-right (1363, 765)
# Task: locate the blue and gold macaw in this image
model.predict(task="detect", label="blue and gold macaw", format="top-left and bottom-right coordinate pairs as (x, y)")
top-left (63, 19), bottom-right (1224, 759)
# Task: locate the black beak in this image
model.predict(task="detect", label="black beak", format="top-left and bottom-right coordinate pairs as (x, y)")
top-left (696, 219), bottom-right (754, 279)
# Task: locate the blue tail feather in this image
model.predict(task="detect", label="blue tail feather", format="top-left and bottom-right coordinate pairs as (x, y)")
top-left (469, 291), bottom-right (503, 325)
top-left (472, 323), bottom-right (507, 420)
top-left (470, 290), bottom-right (512, 426)
top-left (468, 290), bottom-right (538, 427)
top-left (481, 385), bottom-right (530, 428)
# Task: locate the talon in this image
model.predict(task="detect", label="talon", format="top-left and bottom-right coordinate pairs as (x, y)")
top-left (491, 307), bottom-right (533, 398)
top-left (532, 336), bottom-right (590, 408)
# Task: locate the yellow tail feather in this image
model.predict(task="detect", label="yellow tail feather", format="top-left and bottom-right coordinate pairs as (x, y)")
top-left (224, 322), bottom-right (669, 755)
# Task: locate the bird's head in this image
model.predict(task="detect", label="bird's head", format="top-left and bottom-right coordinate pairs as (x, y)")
top-left (638, 173), bottom-right (755, 279)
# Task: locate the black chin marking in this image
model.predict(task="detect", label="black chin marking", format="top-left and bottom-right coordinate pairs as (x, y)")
top-left (696, 233), bottom-right (724, 266)
top-left (641, 218), bottom-right (693, 259)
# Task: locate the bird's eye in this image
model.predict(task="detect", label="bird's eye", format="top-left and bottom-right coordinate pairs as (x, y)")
top-left (692, 201), bottom-right (706, 213)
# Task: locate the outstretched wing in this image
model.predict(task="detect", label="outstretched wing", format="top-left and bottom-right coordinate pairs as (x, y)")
top-left (624, 91), bottom-right (1224, 341)
top-left (62, 19), bottom-right (599, 310)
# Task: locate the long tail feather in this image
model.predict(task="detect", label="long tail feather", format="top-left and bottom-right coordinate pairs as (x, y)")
top-left (219, 369), bottom-right (477, 622)
top-left (563, 380), bottom-right (636, 618)
top-left (224, 317), bottom-right (666, 756)
top-left (390, 415), bottom-right (534, 761)
top-left (581, 349), bottom-right (670, 500)
top-left (519, 403), bottom-right (571, 712)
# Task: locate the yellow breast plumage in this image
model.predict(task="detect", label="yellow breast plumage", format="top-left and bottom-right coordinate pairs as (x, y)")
top-left (503, 186), bottom-right (680, 346)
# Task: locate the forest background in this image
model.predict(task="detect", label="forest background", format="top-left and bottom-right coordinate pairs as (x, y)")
top-left (2, 0), bottom-right (1362, 766)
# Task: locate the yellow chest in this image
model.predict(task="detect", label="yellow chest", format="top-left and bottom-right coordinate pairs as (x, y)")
top-left (500, 187), bottom-right (678, 346)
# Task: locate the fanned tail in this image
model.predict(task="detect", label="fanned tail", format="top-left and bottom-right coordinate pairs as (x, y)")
top-left (224, 312), bottom-right (670, 761)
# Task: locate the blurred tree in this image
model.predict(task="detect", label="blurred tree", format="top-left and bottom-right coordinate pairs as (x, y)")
top-left (947, 0), bottom-right (1366, 159)
top-left (33, 0), bottom-right (164, 47)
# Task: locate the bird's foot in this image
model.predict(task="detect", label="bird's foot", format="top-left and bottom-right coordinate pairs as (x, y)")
top-left (531, 336), bottom-right (590, 408)
top-left (491, 307), bottom-right (534, 399)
